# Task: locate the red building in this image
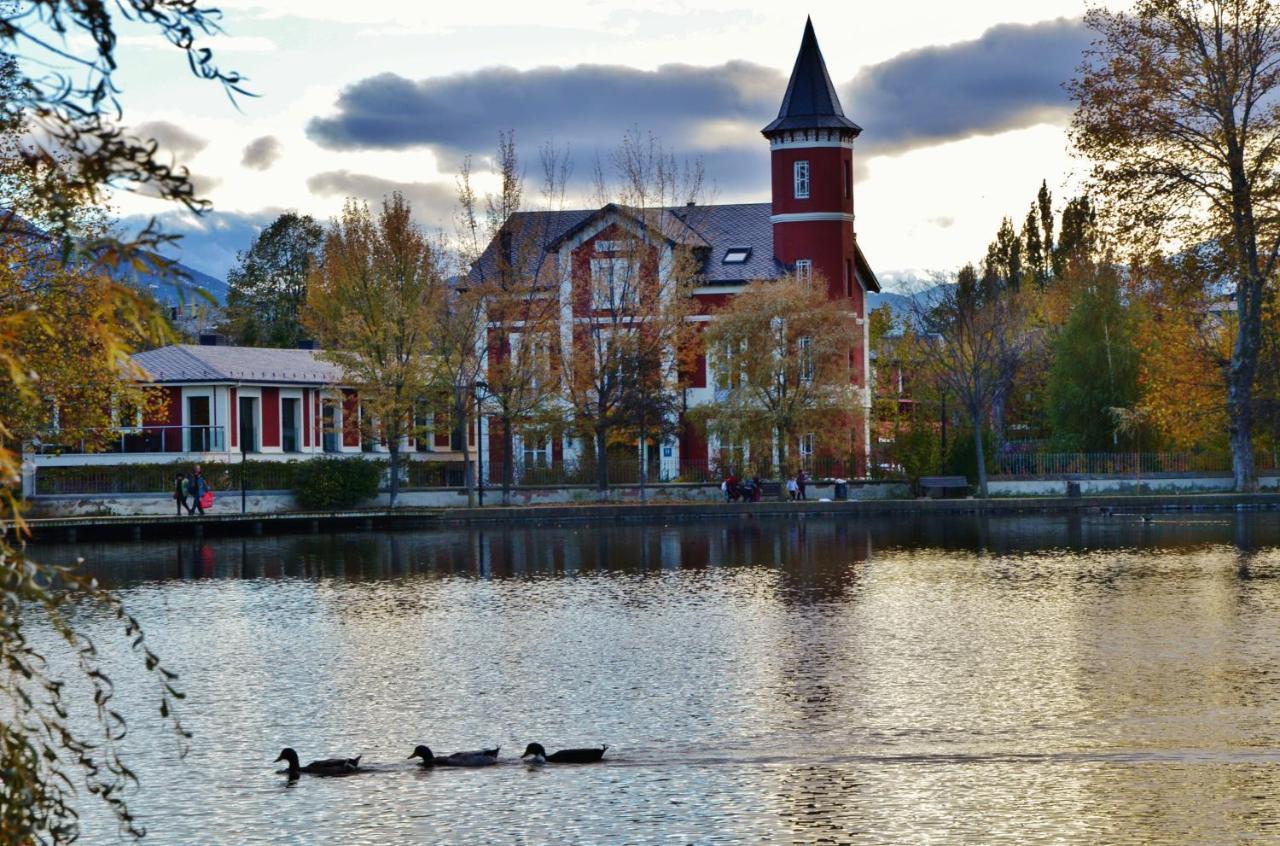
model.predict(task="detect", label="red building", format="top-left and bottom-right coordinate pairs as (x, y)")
top-left (472, 18), bottom-right (879, 480)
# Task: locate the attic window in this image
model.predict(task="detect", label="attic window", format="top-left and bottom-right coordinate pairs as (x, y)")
top-left (722, 247), bottom-right (752, 264)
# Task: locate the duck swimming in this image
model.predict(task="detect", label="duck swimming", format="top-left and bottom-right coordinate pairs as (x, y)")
top-left (274, 747), bottom-right (361, 778)
top-left (409, 744), bottom-right (499, 767)
top-left (520, 743), bottom-right (608, 764)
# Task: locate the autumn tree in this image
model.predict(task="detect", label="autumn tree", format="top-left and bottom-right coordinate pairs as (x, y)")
top-left (457, 133), bottom-right (568, 504)
top-left (911, 265), bottom-right (1035, 496)
top-left (561, 131), bottom-right (703, 493)
top-left (0, 4), bottom-right (244, 840)
top-left (305, 193), bottom-right (447, 506)
top-left (698, 273), bottom-right (858, 497)
top-left (222, 212), bottom-right (324, 347)
top-left (1071, 0), bottom-right (1280, 490)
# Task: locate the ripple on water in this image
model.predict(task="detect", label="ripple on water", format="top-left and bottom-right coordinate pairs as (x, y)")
top-left (26, 514), bottom-right (1280, 844)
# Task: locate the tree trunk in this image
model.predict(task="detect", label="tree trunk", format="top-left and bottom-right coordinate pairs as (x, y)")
top-left (595, 424), bottom-right (609, 493)
top-left (388, 443), bottom-right (400, 508)
top-left (776, 429), bottom-right (789, 501)
top-left (501, 415), bottom-right (515, 506)
top-left (638, 420), bottom-right (647, 503)
top-left (455, 392), bottom-right (475, 507)
top-left (1228, 360), bottom-right (1257, 492)
top-left (973, 422), bottom-right (988, 499)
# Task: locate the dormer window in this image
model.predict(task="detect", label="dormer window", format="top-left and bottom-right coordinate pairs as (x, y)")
top-left (722, 247), bottom-right (751, 264)
top-left (794, 161), bottom-right (810, 199)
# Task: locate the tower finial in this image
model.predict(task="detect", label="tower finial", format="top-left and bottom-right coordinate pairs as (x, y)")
top-left (762, 17), bottom-right (861, 137)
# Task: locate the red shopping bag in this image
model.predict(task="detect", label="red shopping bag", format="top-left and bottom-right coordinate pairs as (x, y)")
top-left (200, 491), bottom-right (214, 510)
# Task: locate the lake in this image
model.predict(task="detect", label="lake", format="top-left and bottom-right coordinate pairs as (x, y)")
top-left (29, 512), bottom-right (1280, 844)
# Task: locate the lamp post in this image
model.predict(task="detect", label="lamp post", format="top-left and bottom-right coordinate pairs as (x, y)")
top-left (474, 380), bottom-right (488, 507)
top-left (240, 440), bottom-right (247, 514)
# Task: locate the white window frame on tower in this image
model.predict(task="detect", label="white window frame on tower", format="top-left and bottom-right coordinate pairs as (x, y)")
top-left (793, 160), bottom-right (810, 199)
top-left (795, 259), bottom-right (813, 285)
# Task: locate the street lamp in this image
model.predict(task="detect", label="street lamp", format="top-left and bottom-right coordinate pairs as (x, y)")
top-left (473, 380), bottom-right (488, 507)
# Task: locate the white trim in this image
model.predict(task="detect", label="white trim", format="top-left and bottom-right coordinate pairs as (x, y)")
top-left (694, 285), bottom-right (748, 295)
top-left (770, 212), bottom-right (855, 224)
top-left (770, 138), bottom-right (856, 150)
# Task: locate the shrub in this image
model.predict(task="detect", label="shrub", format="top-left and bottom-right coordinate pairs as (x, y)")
top-left (292, 458), bottom-right (382, 510)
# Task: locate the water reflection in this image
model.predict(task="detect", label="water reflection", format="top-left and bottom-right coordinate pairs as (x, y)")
top-left (26, 512), bottom-right (1280, 844)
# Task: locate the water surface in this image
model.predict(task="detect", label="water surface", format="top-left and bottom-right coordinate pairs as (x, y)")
top-left (31, 512), bottom-right (1280, 844)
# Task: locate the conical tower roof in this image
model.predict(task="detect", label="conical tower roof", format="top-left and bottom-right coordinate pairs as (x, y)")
top-left (762, 17), bottom-right (862, 136)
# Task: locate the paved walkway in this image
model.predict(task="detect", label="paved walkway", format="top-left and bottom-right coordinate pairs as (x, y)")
top-left (16, 491), bottom-right (1280, 543)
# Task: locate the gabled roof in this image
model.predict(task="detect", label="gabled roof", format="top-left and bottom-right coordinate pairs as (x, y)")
top-left (762, 17), bottom-right (862, 136)
top-left (132, 344), bottom-right (346, 385)
top-left (467, 201), bottom-right (880, 290)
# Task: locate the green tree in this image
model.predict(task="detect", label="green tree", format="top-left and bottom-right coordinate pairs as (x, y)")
top-left (222, 213), bottom-right (324, 347)
top-left (1046, 265), bottom-right (1142, 451)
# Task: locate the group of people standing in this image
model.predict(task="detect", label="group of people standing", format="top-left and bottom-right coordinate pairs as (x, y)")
top-left (722, 470), bottom-right (807, 502)
top-left (173, 464), bottom-right (212, 516)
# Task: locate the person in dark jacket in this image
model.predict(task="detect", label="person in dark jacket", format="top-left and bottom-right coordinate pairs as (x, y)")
top-left (174, 473), bottom-right (189, 516)
top-left (797, 469), bottom-right (807, 501)
top-left (190, 464), bottom-right (208, 516)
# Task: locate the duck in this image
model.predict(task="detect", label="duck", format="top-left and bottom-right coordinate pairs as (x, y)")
top-left (408, 744), bottom-right (500, 767)
top-left (520, 742), bottom-right (608, 764)
top-left (274, 747), bottom-right (361, 778)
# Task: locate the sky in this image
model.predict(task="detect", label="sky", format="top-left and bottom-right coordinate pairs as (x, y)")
top-left (53, 0), bottom-right (1104, 287)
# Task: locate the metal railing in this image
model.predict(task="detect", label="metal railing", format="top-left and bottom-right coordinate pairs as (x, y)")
top-left (33, 425), bottom-right (227, 455)
top-left (33, 460), bottom-right (298, 496)
top-left (995, 451), bottom-right (1276, 479)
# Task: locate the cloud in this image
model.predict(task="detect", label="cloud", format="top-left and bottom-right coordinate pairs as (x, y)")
top-left (304, 18), bottom-right (1089, 199)
top-left (132, 120), bottom-right (209, 159)
top-left (306, 170), bottom-right (458, 221)
top-left (929, 216), bottom-right (956, 229)
top-left (119, 208), bottom-right (285, 283)
top-left (241, 135), bottom-right (283, 170)
top-left (846, 18), bottom-right (1090, 157)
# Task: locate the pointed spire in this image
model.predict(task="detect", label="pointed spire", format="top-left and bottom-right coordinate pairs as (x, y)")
top-left (762, 17), bottom-right (861, 136)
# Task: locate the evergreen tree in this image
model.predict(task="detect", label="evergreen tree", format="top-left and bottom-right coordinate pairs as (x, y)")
top-left (1046, 265), bottom-right (1141, 451)
top-left (222, 212), bottom-right (324, 347)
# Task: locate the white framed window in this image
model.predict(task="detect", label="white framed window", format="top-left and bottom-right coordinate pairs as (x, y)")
top-left (800, 433), bottom-right (815, 460)
top-left (717, 339), bottom-right (747, 391)
top-left (793, 160), bottom-right (810, 199)
top-left (723, 246), bottom-right (751, 264)
top-left (590, 256), bottom-right (638, 310)
top-left (522, 434), bottom-right (550, 469)
top-left (521, 335), bottom-right (555, 392)
top-left (798, 336), bottom-right (814, 384)
top-left (795, 259), bottom-right (812, 285)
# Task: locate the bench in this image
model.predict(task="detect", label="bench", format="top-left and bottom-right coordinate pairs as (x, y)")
top-left (918, 475), bottom-right (970, 498)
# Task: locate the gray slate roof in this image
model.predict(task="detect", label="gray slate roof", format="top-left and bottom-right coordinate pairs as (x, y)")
top-left (470, 201), bottom-right (878, 290)
top-left (762, 17), bottom-right (862, 136)
top-left (133, 344), bottom-right (345, 385)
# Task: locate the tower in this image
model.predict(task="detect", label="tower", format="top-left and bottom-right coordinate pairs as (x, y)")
top-left (763, 17), bottom-right (862, 312)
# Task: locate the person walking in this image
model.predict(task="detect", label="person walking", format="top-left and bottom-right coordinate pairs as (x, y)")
top-left (190, 463), bottom-right (209, 516)
top-left (797, 469), bottom-right (807, 501)
top-left (786, 476), bottom-right (799, 501)
top-left (174, 472), bottom-right (189, 516)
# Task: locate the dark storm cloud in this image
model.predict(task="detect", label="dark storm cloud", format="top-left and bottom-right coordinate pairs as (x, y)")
top-left (241, 135), bottom-right (283, 170)
top-left (306, 61), bottom-right (779, 154)
top-left (306, 170), bottom-right (458, 220)
top-left (133, 120), bottom-right (208, 159)
top-left (846, 18), bottom-right (1091, 156)
top-left (305, 18), bottom-right (1089, 193)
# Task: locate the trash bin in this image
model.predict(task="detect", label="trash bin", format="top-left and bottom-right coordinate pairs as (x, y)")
top-left (1066, 481), bottom-right (1081, 498)
top-left (834, 479), bottom-right (849, 500)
